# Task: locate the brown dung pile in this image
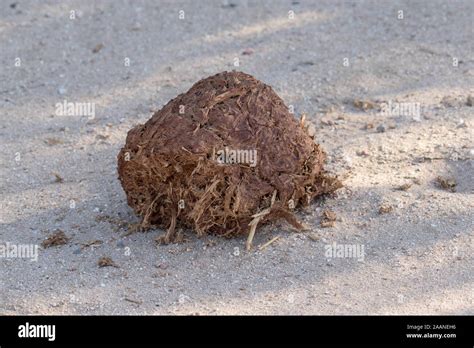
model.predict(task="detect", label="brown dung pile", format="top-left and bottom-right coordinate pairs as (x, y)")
top-left (117, 71), bottom-right (341, 247)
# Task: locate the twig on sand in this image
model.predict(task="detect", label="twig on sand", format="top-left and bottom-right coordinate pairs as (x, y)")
top-left (246, 190), bottom-right (277, 251)
top-left (98, 256), bottom-right (119, 268)
top-left (124, 297), bottom-right (142, 305)
top-left (246, 216), bottom-right (261, 251)
top-left (258, 236), bottom-right (280, 251)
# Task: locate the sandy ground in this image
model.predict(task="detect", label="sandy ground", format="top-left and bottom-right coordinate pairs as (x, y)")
top-left (0, 0), bottom-right (473, 315)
